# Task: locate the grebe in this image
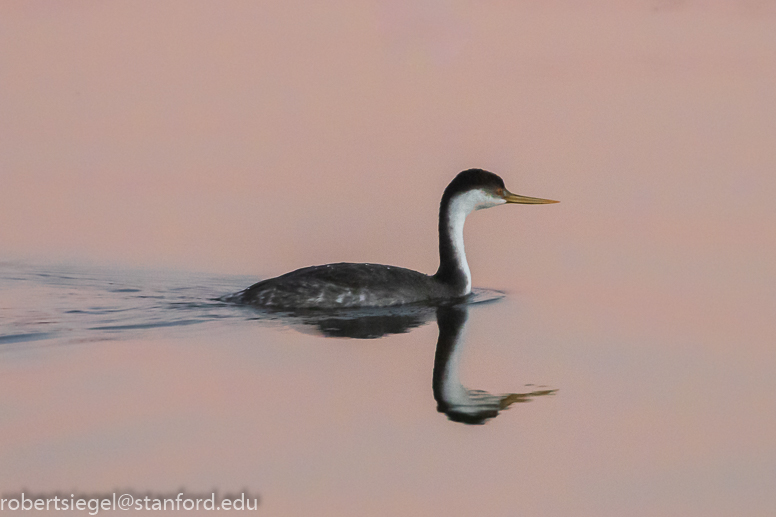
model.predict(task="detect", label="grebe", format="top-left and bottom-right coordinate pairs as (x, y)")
top-left (227, 169), bottom-right (557, 309)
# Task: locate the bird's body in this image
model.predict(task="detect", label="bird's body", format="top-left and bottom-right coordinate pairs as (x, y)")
top-left (232, 263), bottom-right (456, 309)
top-left (227, 169), bottom-right (557, 310)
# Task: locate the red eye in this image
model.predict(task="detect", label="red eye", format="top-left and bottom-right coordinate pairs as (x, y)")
top-left (496, 188), bottom-right (504, 196)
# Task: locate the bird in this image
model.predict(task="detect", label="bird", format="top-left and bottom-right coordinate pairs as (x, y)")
top-left (225, 169), bottom-right (557, 309)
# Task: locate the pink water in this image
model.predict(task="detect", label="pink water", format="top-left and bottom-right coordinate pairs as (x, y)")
top-left (1, 2), bottom-right (775, 515)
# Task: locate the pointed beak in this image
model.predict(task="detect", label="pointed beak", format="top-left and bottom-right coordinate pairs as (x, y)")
top-left (502, 189), bottom-right (559, 204)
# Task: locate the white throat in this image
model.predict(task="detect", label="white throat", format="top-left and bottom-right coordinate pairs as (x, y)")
top-left (445, 189), bottom-right (505, 295)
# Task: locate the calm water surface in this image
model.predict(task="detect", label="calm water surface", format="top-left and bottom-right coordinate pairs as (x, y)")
top-left (1, 260), bottom-right (774, 516)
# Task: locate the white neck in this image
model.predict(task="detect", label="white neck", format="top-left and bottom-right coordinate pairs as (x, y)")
top-left (444, 190), bottom-right (505, 295)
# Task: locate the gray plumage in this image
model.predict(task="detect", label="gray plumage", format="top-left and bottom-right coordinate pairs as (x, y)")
top-left (226, 263), bottom-right (461, 309)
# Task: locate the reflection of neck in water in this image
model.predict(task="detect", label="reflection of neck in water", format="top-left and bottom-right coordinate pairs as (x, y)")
top-left (433, 306), bottom-right (556, 425)
top-left (244, 297), bottom-right (555, 424)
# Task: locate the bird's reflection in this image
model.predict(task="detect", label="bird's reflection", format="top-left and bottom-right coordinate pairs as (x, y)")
top-left (433, 305), bottom-right (556, 424)
top-left (291, 305), bottom-right (435, 339)
top-left (242, 297), bottom-right (555, 425)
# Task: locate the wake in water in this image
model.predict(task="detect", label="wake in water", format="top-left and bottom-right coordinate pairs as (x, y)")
top-left (0, 262), bottom-right (250, 347)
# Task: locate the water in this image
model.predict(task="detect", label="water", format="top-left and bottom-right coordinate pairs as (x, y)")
top-left (0, 263), bottom-right (246, 348)
top-left (2, 260), bottom-right (774, 516)
top-left (0, 262), bottom-right (549, 429)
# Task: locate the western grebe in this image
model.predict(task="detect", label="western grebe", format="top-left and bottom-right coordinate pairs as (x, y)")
top-left (227, 169), bottom-right (557, 309)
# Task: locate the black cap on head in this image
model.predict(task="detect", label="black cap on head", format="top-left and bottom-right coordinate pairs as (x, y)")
top-left (442, 169), bottom-right (505, 202)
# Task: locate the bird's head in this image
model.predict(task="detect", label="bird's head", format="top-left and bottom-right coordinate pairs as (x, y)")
top-left (442, 169), bottom-right (558, 212)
